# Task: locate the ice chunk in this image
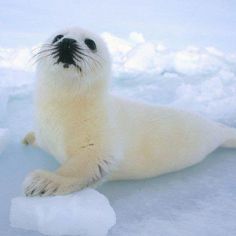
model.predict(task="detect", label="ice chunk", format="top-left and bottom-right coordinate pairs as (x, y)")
top-left (0, 128), bottom-right (9, 155)
top-left (10, 188), bottom-right (116, 236)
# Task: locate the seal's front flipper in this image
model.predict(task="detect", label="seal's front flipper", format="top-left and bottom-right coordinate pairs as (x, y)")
top-left (22, 132), bottom-right (36, 146)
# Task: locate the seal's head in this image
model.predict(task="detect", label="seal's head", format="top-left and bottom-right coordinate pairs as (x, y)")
top-left (36, 27), bottom-right (111, 96)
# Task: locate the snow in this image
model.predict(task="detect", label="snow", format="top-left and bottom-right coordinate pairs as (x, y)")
top-left (0, 47), bottom-right (34, 71)
top-left (0, 128), bottom-right (9, 155)
top-left (0, 88), bottom-right (9, 155)
top-left (10, 188), bottom-right (116, 236)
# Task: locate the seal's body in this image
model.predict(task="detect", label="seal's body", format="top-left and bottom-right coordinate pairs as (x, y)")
top-left (23, 27), bottom-right (236, 196)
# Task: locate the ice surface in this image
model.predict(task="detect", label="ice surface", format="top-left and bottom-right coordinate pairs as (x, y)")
top-left (10, 188), bottom-right (116, 236)
top-left (0, 128), bottom-right (9, 155)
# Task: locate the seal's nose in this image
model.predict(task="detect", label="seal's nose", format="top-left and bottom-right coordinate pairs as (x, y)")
top-left (55, 38), bottom-right (77, 67)
top-left (60, 38), bottom-right (77, 49)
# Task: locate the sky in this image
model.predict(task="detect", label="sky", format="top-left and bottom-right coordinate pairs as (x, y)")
top-left (0, 0), bottom-right (236, 52)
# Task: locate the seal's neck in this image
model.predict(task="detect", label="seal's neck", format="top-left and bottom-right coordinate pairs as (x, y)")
top-left (35, 72), bottom-right (110, 104)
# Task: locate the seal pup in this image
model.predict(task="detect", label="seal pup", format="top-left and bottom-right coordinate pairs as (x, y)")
top-left (23, 27), bottom-right (236, 196)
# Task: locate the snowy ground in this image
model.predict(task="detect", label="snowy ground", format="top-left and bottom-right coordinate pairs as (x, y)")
top-left (1, 0), bottom-right (236, 235)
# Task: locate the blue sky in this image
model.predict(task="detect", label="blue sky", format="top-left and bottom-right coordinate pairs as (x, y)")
top-left (1, 0), bottom-right (236, 52)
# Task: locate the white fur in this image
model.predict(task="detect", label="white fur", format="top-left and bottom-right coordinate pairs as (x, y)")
top-left (23, 27), bottom-right (236, 196)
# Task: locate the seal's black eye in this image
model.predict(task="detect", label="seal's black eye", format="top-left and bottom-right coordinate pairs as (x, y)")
top-left (52, 34), bottom-right (64, 44)
top-left (84, 38), bottom-right (97, 51)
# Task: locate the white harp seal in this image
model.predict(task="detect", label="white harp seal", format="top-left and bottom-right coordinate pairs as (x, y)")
top-left (23, 26), bottom-right (236, 196)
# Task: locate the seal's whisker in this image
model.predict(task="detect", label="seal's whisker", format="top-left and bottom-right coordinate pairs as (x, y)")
top-left (32, 48), bottom-right (56, 58)
top-left (32, 50), bottom-right (57, 65)
top-left (29, 48), bottom-right (57, 65)
top-left (76, 50), bottom-right (102, 69)
top-left (81, 48), bottom-right (105, 62)
top-left (73, 52), bottom-right (84, 61)
top-left (50, 50), bottom-right (61, 57)
top-left (31, 44), bottom-right (58, 55)
top-left (32, 55), bottom-right (49, 65)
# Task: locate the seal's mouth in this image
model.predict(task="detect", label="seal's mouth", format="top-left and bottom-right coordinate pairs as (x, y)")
top-left (63, 63), bottom-right (70, 68)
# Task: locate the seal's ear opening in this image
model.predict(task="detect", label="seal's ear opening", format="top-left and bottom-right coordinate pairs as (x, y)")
top-left (84, 38), bottom-right (97, 51)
